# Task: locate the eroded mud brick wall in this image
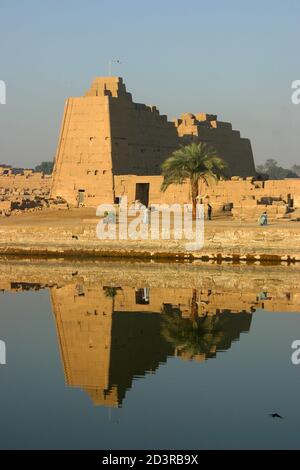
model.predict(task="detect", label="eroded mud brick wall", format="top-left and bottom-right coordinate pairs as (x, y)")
top-left (0, 167), bottom-right (51, 194)
top-left (50, 90), bottom-right (114, 206)
top-left (51, 77), bottom-right (256, 207)
top-left (174, 113), bottom-right (256, 177)
top-left (51, 77), bottom-right (178, 206)
top-left (108, 82), bottom-right (178, 176)
top-left (0, 167), bottom-right (51, 214)
top-left (114, 175), bottom-right (300, 217)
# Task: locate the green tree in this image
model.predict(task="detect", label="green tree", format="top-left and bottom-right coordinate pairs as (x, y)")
top-left (292, 164), bottom-right (300, 177)
top-left (255, 164), bottom-right (265, 174)
top-left (256, 159), bottom-right (299, 179)
top-left (160, 304), bottom-right (228, 360)
top-left (264, 158), bottom-right (278, 173)
top-left (161, 143), bottom-right (227, 219)
top-left (103, 287), bottom-right (118, 298)
top-left (103, 286), bottom-right (121, 312)
top-left (34, 161), bottom-right (54, 174)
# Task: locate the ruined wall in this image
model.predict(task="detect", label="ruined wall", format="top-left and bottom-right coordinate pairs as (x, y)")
top-left (109, 99), bottom-right (178, 176)
top-left (114, 175), bottom-right (300, 220)
top-left (114, 174), bottom-right (190, 205)
top-left (50, 77), bottom-right (255, 207)
top-left (0, 166), bottom-right (51, 214)
top-left (175, 113), bottom-right (256, 177)
top-left (50, 77), bottom-right (178, 206)
top-left (86, 78), bottom-right (178, 176)
top-left (0, 167), bottom-right (51, 193)
top-left (202, 178), bottom-right (300, 219)
top-left (50, 93), bottom-right (114, 206)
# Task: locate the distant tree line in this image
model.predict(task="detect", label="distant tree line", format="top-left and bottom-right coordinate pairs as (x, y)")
top-left (32, 158), bottom-right (299, 181)
top-left (34, 161), bottom-right (54, 174)
top-left (256, 159), bottom-right (300, 180)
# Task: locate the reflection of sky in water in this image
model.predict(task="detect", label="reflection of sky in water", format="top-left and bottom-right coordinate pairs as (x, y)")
top-left (0, 287), bottom-right (300, 450)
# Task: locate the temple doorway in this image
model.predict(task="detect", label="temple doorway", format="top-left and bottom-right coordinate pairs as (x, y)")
top-left (135, 183), bottom-right (149, 207)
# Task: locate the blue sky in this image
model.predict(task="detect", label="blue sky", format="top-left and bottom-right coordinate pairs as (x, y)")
top-left (0, 0), bottom-right (299, 168)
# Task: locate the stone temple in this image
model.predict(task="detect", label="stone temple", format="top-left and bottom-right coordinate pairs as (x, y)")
top-left (50, 77), bottom-right (255, 207)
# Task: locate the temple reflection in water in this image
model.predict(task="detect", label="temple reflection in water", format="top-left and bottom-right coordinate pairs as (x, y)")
top-left (2, 259), bottom-right (299, 409)
top-left (50, 284), bottom-right (253, 408)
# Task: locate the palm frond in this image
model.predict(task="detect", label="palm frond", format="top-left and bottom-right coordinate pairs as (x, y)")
top-left (161, 142), bottom-right (227, 192)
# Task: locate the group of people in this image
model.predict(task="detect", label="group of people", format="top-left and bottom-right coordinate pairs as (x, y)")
top-left (102, 200), bottom-right (214, 223)
top-left (207, 203), bottom-right (269, 226)
top-left (102, 200), bottom-right (269, 226)
top-left (102, 200), bottom-right (150, 227)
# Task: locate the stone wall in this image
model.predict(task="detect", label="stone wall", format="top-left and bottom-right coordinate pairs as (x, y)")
top-left (175, 112), bottom-right (255, 177)
top-left (50, 94), bottom-right (114, 206)
top-left (108, 83), bottom-right (178, 176)
top-left (203, 178), bottom-right (300, 220)
top-left (114, 175), bottom-right (300, 220)
top-left (50, 76), bottom-right (255, 207)
top-left (0, 166), bottom-right (51, 215)
top-left (50, 77), bottom-right (179, 206)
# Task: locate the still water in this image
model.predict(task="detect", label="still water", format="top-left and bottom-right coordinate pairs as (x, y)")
top-left (0, 260), bottom-right (300, 449)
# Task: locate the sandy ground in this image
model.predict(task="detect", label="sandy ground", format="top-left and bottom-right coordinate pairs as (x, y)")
top-left (0, 207), bottom-right (298, 229)
top-left (0, 207), bottom-right (299, 260)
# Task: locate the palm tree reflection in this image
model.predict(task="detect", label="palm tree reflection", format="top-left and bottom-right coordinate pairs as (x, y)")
top-left (161, 289), bottom-right (250, 361)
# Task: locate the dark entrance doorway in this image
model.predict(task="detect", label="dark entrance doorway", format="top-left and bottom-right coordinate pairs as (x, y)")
top-left (135, 183), bottom-right (149, 207)
top-left (77, 189), bottom-right (85, 207)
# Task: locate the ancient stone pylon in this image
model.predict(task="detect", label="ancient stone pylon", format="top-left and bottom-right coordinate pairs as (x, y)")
top-left (51, 77), bottom-right (255, 206)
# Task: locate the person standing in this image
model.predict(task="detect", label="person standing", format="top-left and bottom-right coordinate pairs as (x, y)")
top-left (258, 211), bottom-right (268, 226)
top-left (207, 203), bottom-right (212, 220)
top-left (143, 206), bottom-right (150, 224)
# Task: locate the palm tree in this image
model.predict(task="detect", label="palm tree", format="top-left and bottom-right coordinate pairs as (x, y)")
top-left (103, 286), bottom-right (121, 312)
top-left (103, 287), bottom-right (118, 298)
top-left (160, 305), bottom-right (228, 360)
top-left (161, 142), bottom-right (227, 219)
